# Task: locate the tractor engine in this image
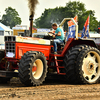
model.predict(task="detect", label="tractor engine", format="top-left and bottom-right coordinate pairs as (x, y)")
top-left (5, 36), bottom-right (52, 62)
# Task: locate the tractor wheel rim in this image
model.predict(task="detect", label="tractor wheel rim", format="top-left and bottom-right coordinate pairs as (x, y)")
top-left (32, 59), bottom-right (43, 79)
top-left (82, 51), bottom-right (100, 83)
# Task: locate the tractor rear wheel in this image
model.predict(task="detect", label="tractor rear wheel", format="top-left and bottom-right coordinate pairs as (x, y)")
top-left (18, 51), bottom-right (48, 86)
top-left (76, 46), bottom-right (100, 84)
top-left (64, 45), bottom-right (100, 84)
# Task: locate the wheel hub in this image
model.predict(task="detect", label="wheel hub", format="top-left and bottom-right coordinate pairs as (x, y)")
top-left (82, 51), bottom-right (100, 83)
top-left (87, 61), bottom-right (95, 74)
top-left (32, 59), bottom-right (43, 79)
top-left (32, 66), bottom-right (37, 74)
top-left (84, 58), bottom-right (96, 75)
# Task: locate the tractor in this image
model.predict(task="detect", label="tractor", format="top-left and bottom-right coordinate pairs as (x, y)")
top-left (0, 18), bottom-right (100, 86)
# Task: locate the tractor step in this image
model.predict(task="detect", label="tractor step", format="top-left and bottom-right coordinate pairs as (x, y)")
top-left (0, 70), bottom-right (18, 78)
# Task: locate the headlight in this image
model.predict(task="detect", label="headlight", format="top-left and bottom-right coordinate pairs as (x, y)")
top-left (6, 52), bottom-right (15, 57)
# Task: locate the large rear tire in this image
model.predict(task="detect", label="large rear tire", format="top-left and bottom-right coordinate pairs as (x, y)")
top-left (18, 51), bottom-right (48, 86)
top-left (63, 45), bottom-right (100, 84)
top-left (76, 46), bottom-right (100, 84)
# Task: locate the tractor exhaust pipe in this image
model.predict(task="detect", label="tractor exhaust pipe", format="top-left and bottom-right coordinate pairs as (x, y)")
top-left (29, 14), bottom-right (33, 37)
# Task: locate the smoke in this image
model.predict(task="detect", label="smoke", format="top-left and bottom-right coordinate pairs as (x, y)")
top-left (27, 0), bottom-right (39, 16)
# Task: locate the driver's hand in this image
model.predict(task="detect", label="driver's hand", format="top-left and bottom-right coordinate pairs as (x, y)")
top-left (52, 31), bottom-right (55, 34)
top-left (48, 32), bottom-right (53, 36)
top-left (52, 34), bottom-right (55, 38)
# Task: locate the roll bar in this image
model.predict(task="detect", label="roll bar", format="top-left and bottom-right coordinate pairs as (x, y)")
top-left (59, 18), bottom-right (78, 39)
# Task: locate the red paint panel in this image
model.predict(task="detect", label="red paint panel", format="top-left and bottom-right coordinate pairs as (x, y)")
top-left (15, 42), bottom-right (51, 60)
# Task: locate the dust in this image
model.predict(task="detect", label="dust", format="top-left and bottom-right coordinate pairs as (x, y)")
top-left (27, 0), bottom-right (39, 16)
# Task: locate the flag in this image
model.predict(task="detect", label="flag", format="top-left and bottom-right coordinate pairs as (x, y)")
top-left (81, 16), bottom-right (90, 38)
top-left (67, 15), bottom-right (78, 41)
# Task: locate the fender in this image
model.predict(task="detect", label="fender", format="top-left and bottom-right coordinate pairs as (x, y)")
top-left (61, 38), bottom-right (97, 57)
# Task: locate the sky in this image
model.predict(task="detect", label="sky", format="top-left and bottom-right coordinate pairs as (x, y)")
top-left (0, 0), bottom-right (100, 26)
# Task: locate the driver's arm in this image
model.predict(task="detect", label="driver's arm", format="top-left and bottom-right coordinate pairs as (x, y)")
top-left (52, 31), bottom-right (61, 38)
top-left (57, 32), bottom-right (61, 36)
top-left (55, 31), bottom-right (61, 36)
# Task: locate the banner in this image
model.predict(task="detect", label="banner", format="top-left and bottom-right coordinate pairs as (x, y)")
top-left (81, 16), bottom-right (90, 38)
top-left (67, 15), bottom-right (77, 41)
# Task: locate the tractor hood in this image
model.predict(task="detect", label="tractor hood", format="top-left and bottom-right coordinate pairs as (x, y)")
top-left (4, 36), bottom-right (51, 45)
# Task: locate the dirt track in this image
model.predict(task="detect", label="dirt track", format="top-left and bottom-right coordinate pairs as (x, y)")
top-left (0, 76), bottom-right (100, 100)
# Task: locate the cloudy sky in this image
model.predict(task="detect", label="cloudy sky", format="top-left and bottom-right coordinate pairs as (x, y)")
top-left (0, 0), bottom-right (100, 26)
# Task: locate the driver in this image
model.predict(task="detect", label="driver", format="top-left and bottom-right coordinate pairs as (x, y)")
top-left (51, 23), bottom-right (64, 54)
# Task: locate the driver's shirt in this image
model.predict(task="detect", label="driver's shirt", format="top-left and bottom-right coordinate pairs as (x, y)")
top-left (55, 27), bottom-right (64, 40)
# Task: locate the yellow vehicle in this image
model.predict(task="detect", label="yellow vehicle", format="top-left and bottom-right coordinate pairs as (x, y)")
top-left (13, 25), bottom-right (37, 36)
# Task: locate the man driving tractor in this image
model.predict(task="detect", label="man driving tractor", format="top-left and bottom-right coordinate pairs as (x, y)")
top-left (50, 23), bottom-right (64, 54)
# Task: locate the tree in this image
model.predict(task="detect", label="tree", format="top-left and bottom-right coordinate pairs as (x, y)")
top-left (34, 1), bottom-right (99, 31)
top-left (0, 7), bottom-right (22, 28)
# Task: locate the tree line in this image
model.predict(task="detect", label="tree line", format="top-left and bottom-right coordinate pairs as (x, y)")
top-left (0, 7), bottom-right (22, 28)
top-left (34, 1), bottom-right (99, 31)
top-left (0, 1), bottom-right (99, 31)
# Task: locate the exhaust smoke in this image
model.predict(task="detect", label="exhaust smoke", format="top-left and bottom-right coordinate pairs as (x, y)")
top-left (28, 0), bottom-right (39, 16)
top-left (27, 0), bottom-right (39, 37)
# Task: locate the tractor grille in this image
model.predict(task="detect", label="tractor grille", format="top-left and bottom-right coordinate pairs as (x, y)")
top-left (5, 36), bottom-right (16, 42)
top-left (6, 43), bottom-right (15, 57)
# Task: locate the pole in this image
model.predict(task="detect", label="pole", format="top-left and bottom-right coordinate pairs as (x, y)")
top-left (29, 14), bottom-right (33, 37)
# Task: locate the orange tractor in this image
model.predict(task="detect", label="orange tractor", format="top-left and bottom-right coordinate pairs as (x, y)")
top-left (0, 18), bottom-right (100, 86)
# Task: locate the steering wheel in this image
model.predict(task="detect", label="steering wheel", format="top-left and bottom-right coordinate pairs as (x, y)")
top-left (48, 32), bottom-right (56, 38)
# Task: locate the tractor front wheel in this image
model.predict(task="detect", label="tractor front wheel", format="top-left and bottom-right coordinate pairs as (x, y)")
top-left (18, 51), bottom-right (48, 86)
